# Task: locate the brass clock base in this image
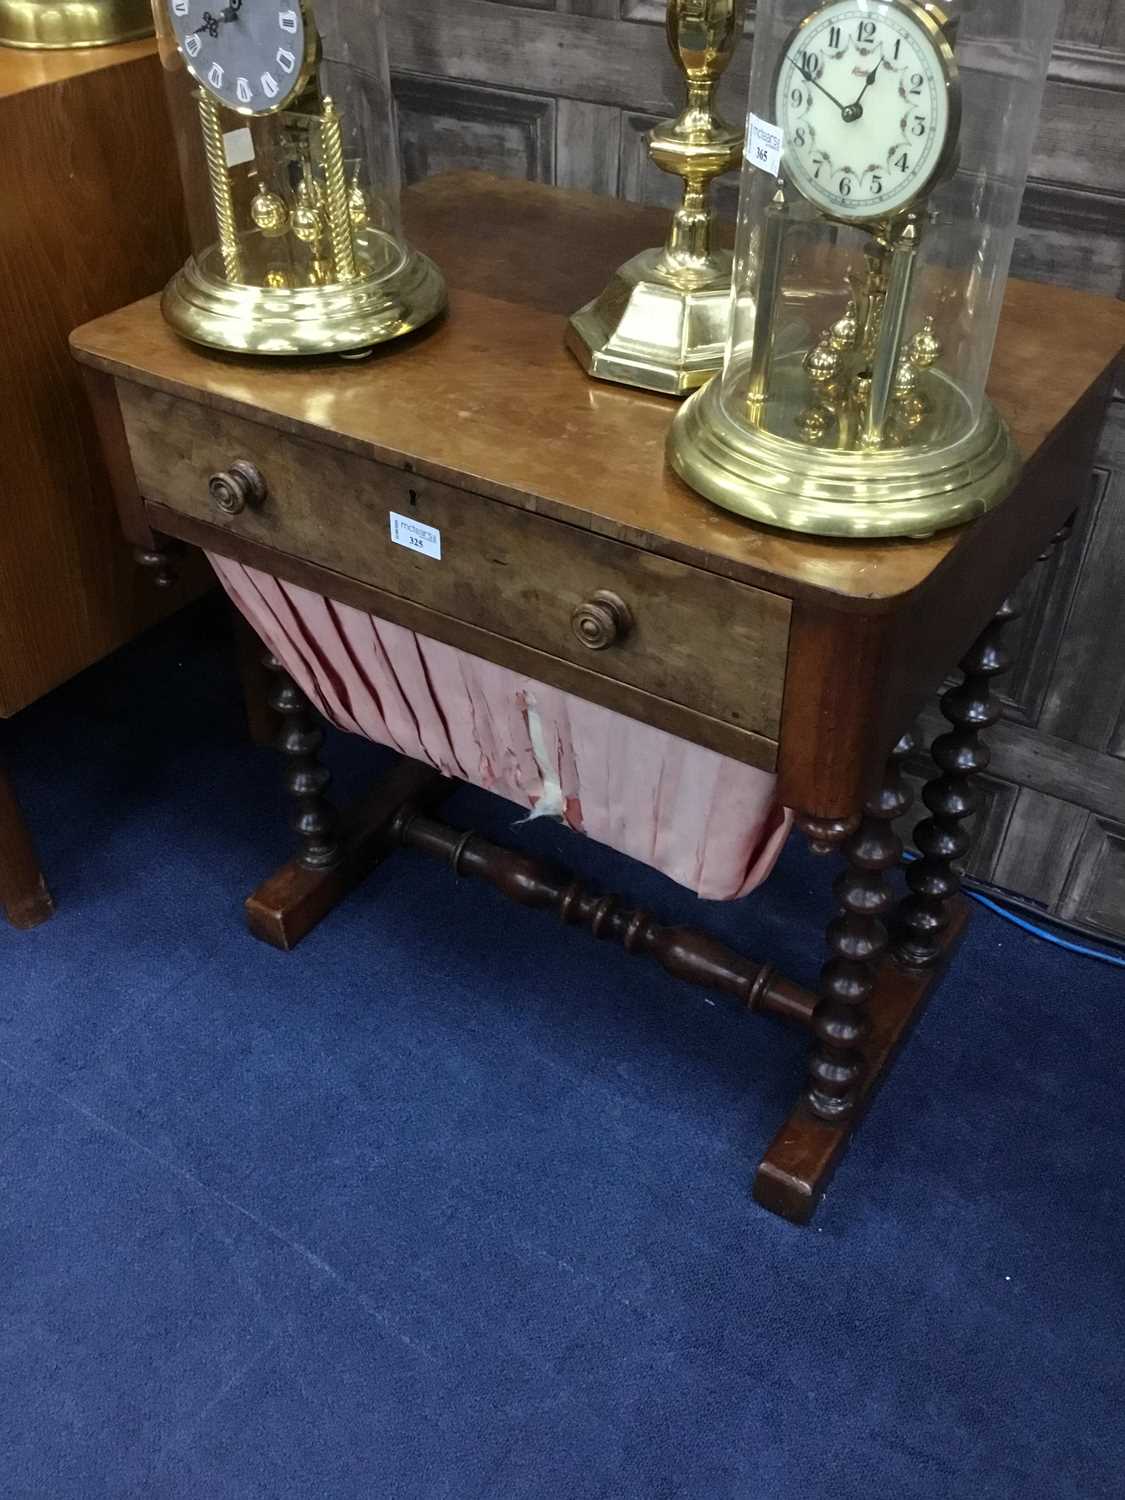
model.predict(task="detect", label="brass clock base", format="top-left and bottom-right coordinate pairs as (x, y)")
top-left (162, 238), bottom-right (446, 358)
top-left (0, 0), bottom-right (152, 48)
top-left (668, 371), bottom-right (1021, 539)
top-left (567, 248), bottom-right (734, 397)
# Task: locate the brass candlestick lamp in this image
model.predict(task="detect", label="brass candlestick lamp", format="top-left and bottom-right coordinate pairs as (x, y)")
top-left (153, 0), bottom-right (444, 356)
top-left (566, 0), bottom-right (744, 395)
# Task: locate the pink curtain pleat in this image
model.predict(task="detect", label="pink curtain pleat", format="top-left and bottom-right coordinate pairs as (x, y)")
top-left (211, 555), bottom-right (792, 901)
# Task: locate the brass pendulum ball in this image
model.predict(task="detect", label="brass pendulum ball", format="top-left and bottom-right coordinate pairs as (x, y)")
top-left (251, 177), bottom-right (290, 237)
top-left (291, 175), bottom-right (324, 245)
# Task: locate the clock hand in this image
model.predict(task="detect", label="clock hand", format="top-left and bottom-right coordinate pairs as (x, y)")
top-left (850, 62), bottom-right (882, 111)
top-left (191, 0), bottom-right (238, 32)
top-left (798, 66), bottom-right (849, 118)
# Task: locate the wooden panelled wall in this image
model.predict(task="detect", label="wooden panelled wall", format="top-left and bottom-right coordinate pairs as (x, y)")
top-left (383, 0), bottom-right (1125, 942)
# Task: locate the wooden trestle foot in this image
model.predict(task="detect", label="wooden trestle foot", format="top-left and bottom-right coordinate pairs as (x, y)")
top-left (245, 759), bottom-right (450, 951)
top-left (754, 898), bottom-right (969, 1223)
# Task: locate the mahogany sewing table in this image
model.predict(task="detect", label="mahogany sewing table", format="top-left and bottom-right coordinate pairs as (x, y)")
top-left (71, 174), bottom-right (1125, 1224)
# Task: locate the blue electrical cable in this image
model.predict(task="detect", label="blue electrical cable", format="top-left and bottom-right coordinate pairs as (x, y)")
top-left (901, 851), bottom-right (1125, 970)
top-left (962, 888), bottom-right (1125, 969)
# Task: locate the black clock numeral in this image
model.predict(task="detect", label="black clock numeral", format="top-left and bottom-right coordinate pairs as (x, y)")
top-left (870, 173), bottom-right (884, 195)
top-left (794, 125), bottom-right (808, 148)
top-left (791, 85), bottom-right (808, 109)
top-left (814, 158), bottom-right (826, 179)
top-left (908, 72), bottom-right (925, 96)
top-left (856, 19), bottom-right (877, 43)
top-left (892, 38), bottom-right (903, 61)
top-left (838, 176), bottom-right (853, 197)
top-left (799, 49), bottom-right (824, 79)
top-left (894, 150), bottom-right (910, 172)
top-left (911, 114), bottom-right (927, 137)
top-left (828, 24), bottom-right (842, 49)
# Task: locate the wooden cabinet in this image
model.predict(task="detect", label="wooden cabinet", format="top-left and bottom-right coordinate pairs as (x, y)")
top-left (0, 40), bottom-right (201, 923)
top-left (0, 40), bottom-right (197, 721)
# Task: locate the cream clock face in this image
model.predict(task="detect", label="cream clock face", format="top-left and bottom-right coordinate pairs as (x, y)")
top-left (775, 0), bottom-right (957, 221)
top-left (168, 0), bottom-right (314, 115)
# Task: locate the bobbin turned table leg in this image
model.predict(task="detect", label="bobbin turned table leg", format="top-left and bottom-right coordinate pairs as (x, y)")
top-left (264, 654), bottom-right (341, 874)
top-left (895, 520), bottom-right (1073, 968)
top-left (896, 600), bottom-right (1019, 969)
top-left (245, 660), bottom-right (451, 950)
top-left (756, 736), bottom-right (970, 1224)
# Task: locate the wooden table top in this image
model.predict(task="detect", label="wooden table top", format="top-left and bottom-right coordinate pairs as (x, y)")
top-left (0, 38), bottom-right (156, 100)
top-left (71, 172), bottom-right (1125, 611)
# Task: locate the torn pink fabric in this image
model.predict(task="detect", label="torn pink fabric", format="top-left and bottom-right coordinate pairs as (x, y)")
top-left (210, 556), bottom-right (792, 901)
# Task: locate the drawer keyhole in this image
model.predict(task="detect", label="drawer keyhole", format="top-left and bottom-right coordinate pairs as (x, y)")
top-left (209, 460), bottom-right (267, 517)
top-left (571, 591), bottom-right (633, 651)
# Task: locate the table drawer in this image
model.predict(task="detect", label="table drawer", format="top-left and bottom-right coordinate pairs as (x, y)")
top-left (118, 383), bottom-right (790, 740)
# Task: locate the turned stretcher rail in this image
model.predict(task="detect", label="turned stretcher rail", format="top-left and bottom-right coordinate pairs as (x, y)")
top-left (391, 806), bottom-right (816, 1029)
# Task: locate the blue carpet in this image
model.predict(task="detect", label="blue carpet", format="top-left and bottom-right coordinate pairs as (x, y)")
top-left (1, 597), bottom-right (1121, 1499)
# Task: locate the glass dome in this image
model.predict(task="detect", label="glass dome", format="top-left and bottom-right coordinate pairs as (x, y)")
top-left (152, 0), bottom-right (444, 355)
top-left (669, 0), bottom-right (1062, 537)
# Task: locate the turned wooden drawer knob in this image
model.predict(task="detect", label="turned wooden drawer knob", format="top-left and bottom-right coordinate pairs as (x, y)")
top-left (208, 460), bottom-right (267, 516)
top-left (571, 590), bottom-right (633, 650)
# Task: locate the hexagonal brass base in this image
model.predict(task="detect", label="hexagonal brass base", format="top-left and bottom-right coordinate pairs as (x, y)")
top-left (566, 248), bottom-right (732, 397)
top-left (668, 372), bottom-right (1022, 539)
top-left (162, 242), bottom-right (446, 358)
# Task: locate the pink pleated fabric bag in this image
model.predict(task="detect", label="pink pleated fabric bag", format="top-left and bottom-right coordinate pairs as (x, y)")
top-left (212, 557), bottom-right (792, 901)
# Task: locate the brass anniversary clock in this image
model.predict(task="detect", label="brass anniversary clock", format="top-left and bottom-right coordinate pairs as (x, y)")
top-left (669, 0), bottom-right (1062, 538)
top-left (154, 0), bottom-right (445, 355)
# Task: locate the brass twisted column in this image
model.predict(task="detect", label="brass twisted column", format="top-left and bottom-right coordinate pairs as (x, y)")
top-left (320, 97), bottom-right (358, 284)
top-left (195, 89), bottom-right (243, 285)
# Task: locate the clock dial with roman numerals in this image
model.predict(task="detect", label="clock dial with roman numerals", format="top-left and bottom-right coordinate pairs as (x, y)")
top-left (775, 0), bottom-right (958, 222)
top-left (168, 0), bottom-right (314, 116)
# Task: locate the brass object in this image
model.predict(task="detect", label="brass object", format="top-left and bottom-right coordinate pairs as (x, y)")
top-left (162, 244), bottom-right (446, 356)
top-left (162, 3), bottom-right (445, 356)
top-left (795, 404), bottom-right (832, 444)
top-left (290, 170), bottom-right (324, 245)
top-left (746, 181), bottom-right (788, 409)
top-left (828, 302), bottom-right (858, 354)
top-left (566, 0), bottom-right (744, 395)
top-left (571, 591), bottom-right (633, 651)
top-left (209, 461), bottom-right (267, 517)
top-left (319, 96), bottom-right (358, 284)
top-left (195, 89), bottom-right (242, 286)
top-left (669, 369), bottom-right (1019, 539)
top-left (0, 0), bottom-right (150, 48)
top-left (804, 340), bottom-right (841, 388)
top-left (347, 169), bottom-right (369, 229)
top-left (251, 179), bottom-right (289, 238)
top-left (667, 1), bottom-right (1011, 537)
top-left (908, 316), bottom-right (943, 369)
top-left (894, 359), bottom-right (919, 397)
top-left (863, 216), bottom-right (923, 449)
